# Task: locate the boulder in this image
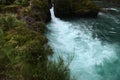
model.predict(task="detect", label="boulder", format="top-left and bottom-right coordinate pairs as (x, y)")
top-left (54, 0), bottom-right (72, 18)
top-left (54, 0), bottom-right (100, 18)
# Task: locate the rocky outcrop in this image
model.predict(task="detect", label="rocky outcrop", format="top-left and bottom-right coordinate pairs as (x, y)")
top-left (54, 0), bottom-right (100, 18)
top-left (54, 0), bottom-right (72, 18)
top-left (19, 0), bottom-right (52, 33)
top-left (30, 0), bottom-right (51, 22)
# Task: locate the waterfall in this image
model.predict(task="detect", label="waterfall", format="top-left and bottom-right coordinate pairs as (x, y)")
top-left (46, 8), bottom-right (120, 80)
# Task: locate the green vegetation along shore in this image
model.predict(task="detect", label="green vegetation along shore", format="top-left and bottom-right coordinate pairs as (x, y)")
top-left (0, 0), bottom-right (72, 80)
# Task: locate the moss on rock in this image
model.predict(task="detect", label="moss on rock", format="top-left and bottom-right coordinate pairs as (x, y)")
top-left (0, 4), bottom-right (21, 13)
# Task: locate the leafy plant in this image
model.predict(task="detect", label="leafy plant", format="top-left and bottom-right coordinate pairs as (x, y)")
top-left (0, 14), bottom-right (21, 31)
top-left (14, 0), bottom-right (30, 6)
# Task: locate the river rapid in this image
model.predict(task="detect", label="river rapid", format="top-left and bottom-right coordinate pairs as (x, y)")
top-left (46, 8), bottom-right (120, 80)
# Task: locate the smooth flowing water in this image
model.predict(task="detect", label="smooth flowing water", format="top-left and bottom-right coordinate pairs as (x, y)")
top-left (46, 8), bottom-right (120, 80)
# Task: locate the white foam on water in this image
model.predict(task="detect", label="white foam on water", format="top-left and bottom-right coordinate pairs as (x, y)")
top-left (102, 8), bottom-right (119, 12)
top-left (46, 8), bottom-right (117, 80)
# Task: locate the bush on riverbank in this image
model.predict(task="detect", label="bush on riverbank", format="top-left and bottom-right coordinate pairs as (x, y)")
top-left (0, 0), bottom-right (74, 80)
top-left (0, 13), bottom-right (73, 80)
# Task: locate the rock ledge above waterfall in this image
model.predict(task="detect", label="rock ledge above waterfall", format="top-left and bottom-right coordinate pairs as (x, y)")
top-left (54, 0), bottom-right (100, 18)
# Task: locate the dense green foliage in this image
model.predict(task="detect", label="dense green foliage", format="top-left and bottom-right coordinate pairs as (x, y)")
top-left (0, 0), bottom-right (29, 6)
top-left (0, 13), bottom-right (73, 80)
top-left (0, 0), bottom-right (74, 80)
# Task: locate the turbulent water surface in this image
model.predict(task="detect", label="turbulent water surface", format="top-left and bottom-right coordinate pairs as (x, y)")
top-left (46, 8), bottom-right (120, 80)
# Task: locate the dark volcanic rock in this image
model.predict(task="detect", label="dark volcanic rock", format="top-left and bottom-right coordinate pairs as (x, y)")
top-left (54, 0), bottom-right (100, 18)
top-left (54, 0), bottom-right (72, 18)
top-left (48, 0), bottom-right (52, 9)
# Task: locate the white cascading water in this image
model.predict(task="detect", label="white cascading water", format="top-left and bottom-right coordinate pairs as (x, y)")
top-left (46, 8), bottom-right (118, 80)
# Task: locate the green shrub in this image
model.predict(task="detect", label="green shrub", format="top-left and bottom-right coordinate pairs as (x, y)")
top-left (0, 0), bottom-right (16, 5)
top-left (0, 28), bottom-right (3, 36)
top-left (20, 6), bottom-right (31, 16)
top-left (14, 0), bottom-right (30, 6)
top-left (0, 22), bottom-right (74, 80)
top-left (0, 4), bottom-right (21, 13)
top-left (0, 13), bottom-right (50, 79)
top-left (30, 58), bottom-right (73, 80)
top-left (0, 14), bottom-right (21, 31)
top-left (44, 59), bottom-right (71, 80)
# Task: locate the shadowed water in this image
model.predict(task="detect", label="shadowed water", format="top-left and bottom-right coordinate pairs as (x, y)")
top-left (46, 8), bottom-right (120, 80)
